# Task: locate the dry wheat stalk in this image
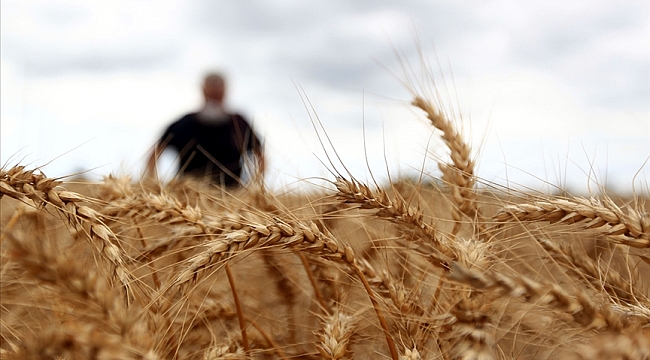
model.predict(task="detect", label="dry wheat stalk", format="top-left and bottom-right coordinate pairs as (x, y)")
top-left (99, 179), bottom-right (369, 355)
top-left (334, 176), bottom-right (453, 260)
top-left (411, 96), bottom-right (483, 236)
top-left (170, 218), bottom-right (355, 287)
top-left (445, 259), bottom-right (631, 330)
top-left (308, 254), bottom-right (348, 310)
top-left (224, 262), bottom-right (250, 355)
top-left (0, 166), bottom-right (134, 292)
top-left (493, 196), bottom-right (650, 248)
top-left (334, 176), bottom-right (501, 277)
top-left (161, 211), bottom-right (398, 359)
top-left (261, 250), bottom-right (299, 342)
top-left (537, 237), bottom-right (647, 307)
top-left (357, 258), bottom-right (433, 350)
top-left (358, 259), bottom-right (426, 317)
top-left (335, 175), bottom-right (503, 356)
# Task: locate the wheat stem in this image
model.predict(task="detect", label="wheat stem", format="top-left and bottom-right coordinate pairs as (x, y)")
top-left (225, 262), bottom-right (250, 355)
top-left (299, 251), bottom-right (329, 312)
top-left (352, 263), bottom-right (399, 360)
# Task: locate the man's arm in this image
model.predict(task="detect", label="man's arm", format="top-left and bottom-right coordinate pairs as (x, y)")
top-left (233, 114), bottom-right (265, 182)
top-left (254, 146), bottom-right (265, 178)
top-left (145, 143), bottom-right (165, 179)
top-left (146, 121), bottom-right (178, 179)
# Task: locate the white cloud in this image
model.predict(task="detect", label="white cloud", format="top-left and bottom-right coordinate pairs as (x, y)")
top-left (1, 0), bottom-right (186, 74)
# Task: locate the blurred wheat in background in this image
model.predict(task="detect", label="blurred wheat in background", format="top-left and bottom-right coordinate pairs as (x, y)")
top-left (1, 73), bottom-right (649, 359)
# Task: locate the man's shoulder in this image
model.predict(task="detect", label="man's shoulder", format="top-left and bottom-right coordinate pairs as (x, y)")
top-left (168, 113), bottom-right (199, 129)
top-left (229, 112), bottom-right (252, 127)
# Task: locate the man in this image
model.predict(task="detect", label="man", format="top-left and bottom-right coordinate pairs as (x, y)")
top-left (147, 73), bottom-right (264, 187)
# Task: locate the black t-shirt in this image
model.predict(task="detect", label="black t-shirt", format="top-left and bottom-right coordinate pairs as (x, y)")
top-left (159, 113), bottom-right (261, 186)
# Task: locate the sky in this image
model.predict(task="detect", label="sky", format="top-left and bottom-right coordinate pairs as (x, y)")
top-left (2, 0), bottom-right (649, 195)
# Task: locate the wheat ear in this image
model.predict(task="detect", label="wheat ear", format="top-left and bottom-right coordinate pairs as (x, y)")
top-left (316, 308), bottom-right (357, 359)
top-left (168, 215), bottom-right (399, 360)
top-left (411, 96), bottom-right (483, 236)
top-left (537, 237), bottom-right (646, 307)
top-left (493, 196), bottom-right (650, 248)
top-left (334, 176), bottom-right (453, 259)
top-left (0, 166), bottom-right (133, 292)
top-left (449, 296), bottom-right (495, 360)
top-left (445, 260), bottom-right (629, 330)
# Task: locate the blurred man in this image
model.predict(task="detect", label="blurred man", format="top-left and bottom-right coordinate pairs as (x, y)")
top-left (147, 73), bottom-right (264, 186)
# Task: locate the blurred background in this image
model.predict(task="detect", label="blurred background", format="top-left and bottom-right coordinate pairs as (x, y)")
top-left (2, 0), bottom-right (648, 194)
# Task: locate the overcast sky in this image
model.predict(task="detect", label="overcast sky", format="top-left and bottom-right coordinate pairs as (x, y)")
top-left (2, 0), bottom-right (649, 194)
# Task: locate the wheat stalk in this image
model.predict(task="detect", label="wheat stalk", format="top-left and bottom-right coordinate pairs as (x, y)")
top-left (493, 196), bottom-right (650, 248)
top-left (0, 166), bottom-right (134, 293)
top-left (411, 96), bottom-right (483, 236)
top-left (537, 237), bottom-right (647, 307)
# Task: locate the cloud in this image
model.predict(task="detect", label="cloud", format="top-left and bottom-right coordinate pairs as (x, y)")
top-left (1, 0), bottom-right (186, 75)
top-left (468, 1), bottom-right (650, 111)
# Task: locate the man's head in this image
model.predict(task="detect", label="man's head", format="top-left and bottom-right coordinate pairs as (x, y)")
top-left (202, 73), bottom-right (226, 104)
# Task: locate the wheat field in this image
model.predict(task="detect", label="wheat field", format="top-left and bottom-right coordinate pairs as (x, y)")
top-left (1, 86), bottom-right (649, 359)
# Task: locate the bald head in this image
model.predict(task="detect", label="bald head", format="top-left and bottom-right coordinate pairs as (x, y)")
top-left (202, 72), bottom-right (226, 104)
